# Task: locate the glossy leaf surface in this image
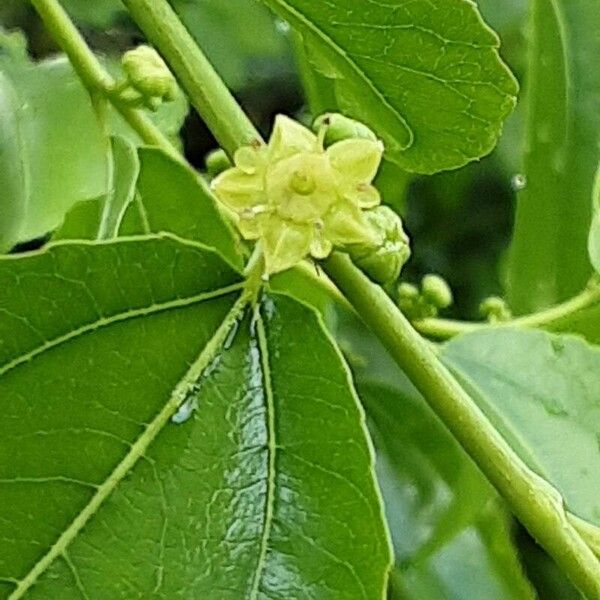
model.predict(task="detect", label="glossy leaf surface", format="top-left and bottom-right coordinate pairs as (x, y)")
top-left (0, 236), bottom-right (390, 598)
top-left (506, 0), bottom-right (600, 312)
top-left (261, 0), bottom-right (518, 173)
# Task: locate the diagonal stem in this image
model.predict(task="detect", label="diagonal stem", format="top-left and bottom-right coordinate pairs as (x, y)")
top-left (120, 0), bottom-right (263, 157)
top-left (323, 252), bottom-right (600, 599)
top-left (414, 280), bottom-right (600, 340)
top-left (31, 0), bottom-right (179, 159)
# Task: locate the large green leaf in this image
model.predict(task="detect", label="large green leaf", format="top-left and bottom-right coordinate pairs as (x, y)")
top-left (261, 0), bottom-right (517, 174)
top-left (0, 236), bottom-right (390, 598)
top-left (590, 213), bottom-right (600, 275)
top-left (506, 0), bottom-right (600, 313)
top-left (335, 312), bottom-right (534, 599)
top-left (442, 329), bottom-right (600, 531)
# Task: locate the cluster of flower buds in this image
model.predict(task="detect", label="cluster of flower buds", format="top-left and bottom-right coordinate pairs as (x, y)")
top-left (397, 274), bottom-right (453, 319)
top-left (114, 45), bottom-right (179, 111)
top-left (210, 112), bottom-right (410, 278)
top-left (479, 296), bottom-right (512, 323)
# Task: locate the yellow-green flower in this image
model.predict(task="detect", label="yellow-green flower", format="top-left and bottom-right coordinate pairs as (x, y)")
top-left (211, 115), bottom-right (384, 275)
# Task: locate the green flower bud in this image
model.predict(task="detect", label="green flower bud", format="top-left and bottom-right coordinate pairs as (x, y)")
top-left (397, 282), bottom-right (436, 319)
top-left (479, 296), bottom-right (512, 323)
top-left (313, 113), bottom-right (378, 147)
top-left (205, 148), bottom-right (232, 178)
top-left (347, 206), bottom-right (410, 284)
top-left (212, 115), bottom-right (385, 276)
top-left (421, 274), bottom-right (453, 309)
top-left (118, 45), bottom-right (178, 111)
top-left (398, 282), bottom-right (419, 301)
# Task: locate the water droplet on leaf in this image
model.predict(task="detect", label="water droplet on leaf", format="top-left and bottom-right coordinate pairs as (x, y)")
top-left (275, 19), bottom-right (291, 34)
top-left (511, 174), bottom-right (527, 191)
top-left (171, 396), bottom-right (197, 424)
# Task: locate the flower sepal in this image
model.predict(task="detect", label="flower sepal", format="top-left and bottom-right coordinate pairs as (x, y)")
top-left (344, 206), bottom-right (410, 284)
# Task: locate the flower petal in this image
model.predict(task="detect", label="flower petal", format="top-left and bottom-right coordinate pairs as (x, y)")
top-left (234, 145), bottom-right (265, 174)
top-left (310, 232), bottom-right (333, 259)
top-left (268, 115), bottom-right (318, 162)
top-left (344, 183), bottom-right (381, 209)
top-left (237, 211), bottom-right (267, 240)
top-left (262, 218), bottom-right (313, 275)
top-left (323, 203), bottom-right (380, 247)
top-left (327, 138), bottom-right (384, 184)
top-left (212, 168), bottom-right (263, 212)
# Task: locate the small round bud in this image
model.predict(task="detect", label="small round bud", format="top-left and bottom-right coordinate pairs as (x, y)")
top-left (397, 283), bottom-right (436, 319)
top-left (398, 282), bottom-right (419, 300)
top-left (421, 274), bottom-right (453, 309)
top-left (205, 148), bottom-right (232, 178)
top-left (313, 113), bottom-right (377, 147)
top-left (119, 45), bottom-right (178, 110)
top-left (479, 296), bottom-right (512, 323)
top-left (347, 206), bottom-right (410, 284)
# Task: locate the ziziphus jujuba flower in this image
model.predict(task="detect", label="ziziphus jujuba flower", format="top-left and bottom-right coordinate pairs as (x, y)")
top-left (211, 114), bottom-right (409, 278)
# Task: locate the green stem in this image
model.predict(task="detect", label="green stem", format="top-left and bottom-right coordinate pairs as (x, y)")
top-left (120, 0), bottom-right (263, 156)
top-left (414, 282), bottom-right (600, 340)
top-left (323, 252), bottom-right (600, 599)
top-left (30, 0), bottom-right (178, 158)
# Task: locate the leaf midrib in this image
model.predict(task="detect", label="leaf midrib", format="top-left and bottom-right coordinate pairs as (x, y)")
top-left (248, 304), bottom-right (277, 599)
top-left (8, 292), bottom-right (250, 599)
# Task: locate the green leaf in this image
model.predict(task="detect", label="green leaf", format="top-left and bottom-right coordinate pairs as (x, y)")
top-left (0, 47), bottom-right (187, 246)
top-left (335, 312), bottom-right (534, 599)
top-left (0, 56), bottom-right (107, 244)
top-left (54, 136), bottom-right (140, 242)
top-left (0, 70), bottom-right (26, 252)
top-left (506, 0), bottom-right (600, 312)
top-left (442, 329), bottom-right (600, 530)
top-left (589, 165), bottom-right (600, 275)
top-left (119, 147), bottom-right (244, 268)
top-left (590, 212), bottom-right (600, 275)
top-left (52, 196), bottom-right (106, 242)
top-left (0, 236), bottom-right (391, 597)
top-left (261, 0), bottom-right (518, 174)
top-left (366, 385), bottom-right (534, 600)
